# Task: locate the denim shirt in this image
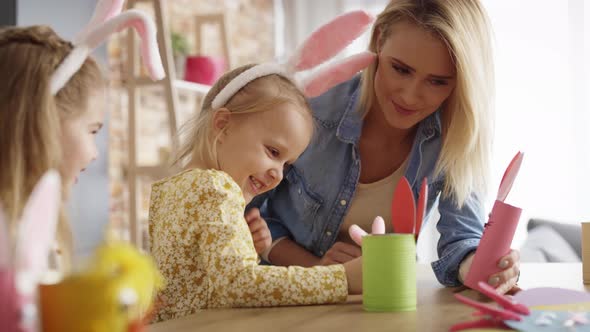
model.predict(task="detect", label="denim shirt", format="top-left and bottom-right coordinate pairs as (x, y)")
top-left (250, 76), bottom-right (485, 287)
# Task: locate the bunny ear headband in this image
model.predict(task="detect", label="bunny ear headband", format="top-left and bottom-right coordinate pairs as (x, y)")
top-left (211, 10), bottom-right (376, 109)
top-left (49, 0), bottom-right (165, 95)
top-left (0, 170), bottom-right (61, 332)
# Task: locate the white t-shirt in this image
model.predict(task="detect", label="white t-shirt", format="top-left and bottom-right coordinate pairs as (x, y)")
top-left (337, 158), bottom-right (408, 244)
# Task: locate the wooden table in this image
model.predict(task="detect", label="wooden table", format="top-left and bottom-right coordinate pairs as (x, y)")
top-left (149, 263), bottom-right (587, 332)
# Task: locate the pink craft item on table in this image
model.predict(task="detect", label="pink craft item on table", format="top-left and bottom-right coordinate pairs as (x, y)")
top-left (464, 151), bottom-right (524, 293)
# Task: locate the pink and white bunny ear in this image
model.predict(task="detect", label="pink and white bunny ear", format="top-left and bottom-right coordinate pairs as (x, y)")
top-left (0, 204), bottom-right (10, 268)
top-left (210, 10), bottom-right (374, 108)
top-left (50, 4), bottom-right (165, 95)
top-left (301, 51), bottom-right (376, 97)
top-left (287, 10), bottom-right (374, 72)
top-left (74, 0), bottom-right (125, 44)
top-left (14, 170), bottom-right (61, 278)
top-left (80, 10), bottom-right (164, 80)
top-left (349, 216), bottom-right (386, 246)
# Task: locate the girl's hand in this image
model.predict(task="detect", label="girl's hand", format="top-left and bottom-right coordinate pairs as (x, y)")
top-left (245, 208), bottom-right (272, 255)
top-left (459, 249), bottom-right (521, 295)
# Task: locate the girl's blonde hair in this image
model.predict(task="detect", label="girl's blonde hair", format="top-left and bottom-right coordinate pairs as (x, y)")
top-left (175, 64), bottom-right (311, 167)
top-left (0, 25), bottom-right (105, 268)
top-left (359, 0), bottom-right (495, 207)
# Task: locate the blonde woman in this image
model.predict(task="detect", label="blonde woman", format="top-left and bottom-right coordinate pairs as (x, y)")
top-left (253, 0), bottom-right (520, 294)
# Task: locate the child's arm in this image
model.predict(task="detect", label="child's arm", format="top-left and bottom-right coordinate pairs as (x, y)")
top-left (199, 210), bottom-right (351, 308)
top-left (149, 169), bottom-right (354, 319)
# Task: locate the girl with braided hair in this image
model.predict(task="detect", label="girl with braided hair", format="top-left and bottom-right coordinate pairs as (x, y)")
top-left (0, 25), bottom-right (106, 270)
top-left (0, 0), bottom-right (164, 272)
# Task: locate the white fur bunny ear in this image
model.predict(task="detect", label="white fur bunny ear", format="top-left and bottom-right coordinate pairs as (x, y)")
top-left (80, 10), bottom-right (164, 80)
top-left (50, 1), bottom-right (165, 95)
top-left (14, 170), bottom-right (61, 278)
top-left (74, 0), bottom-right (125, 43)
top-left (286, 10), bottom-right (373, 72)
top-left (211, 10), bottom-right (374, 108)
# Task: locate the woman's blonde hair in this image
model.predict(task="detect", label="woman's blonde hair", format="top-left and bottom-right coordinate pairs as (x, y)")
top-left (359, 0), bottom-right (495, 207)
top-left (0, 25), bottom-right (105, 268)
top-left (175, 64), bottom-right (311, 167)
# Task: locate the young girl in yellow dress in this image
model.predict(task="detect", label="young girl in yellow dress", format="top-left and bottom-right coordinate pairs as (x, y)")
top-left (148, 11), bottom-right (377, 322)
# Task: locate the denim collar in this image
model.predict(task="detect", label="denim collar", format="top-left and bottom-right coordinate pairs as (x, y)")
top-left (335, 85), bottom-right (363, 144)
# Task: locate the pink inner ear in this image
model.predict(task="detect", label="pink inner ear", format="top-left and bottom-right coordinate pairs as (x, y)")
top-left (303, 52), bottom-right (375, 97)
top-left (290, 10), bottom-right (373, 71)
top-left (113, 13), bottom-right (164, 80)
top-left (128, 19), bottom-right (163, 80)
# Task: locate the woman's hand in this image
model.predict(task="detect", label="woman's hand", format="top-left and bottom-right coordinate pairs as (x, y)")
top-left (488, 249), bottom-right (521, 294)
top-left (320, 216), bottom-right (388, 265)
top-left (319, 242), bottom-right (362, 265)
top-left (459, 249), bottom-right (521, 294)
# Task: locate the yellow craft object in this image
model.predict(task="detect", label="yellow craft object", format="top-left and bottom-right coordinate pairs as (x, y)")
top-left (39, 243), bottom-right (164, 332)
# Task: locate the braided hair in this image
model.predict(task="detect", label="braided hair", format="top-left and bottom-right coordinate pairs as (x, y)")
top-left (0, 25), bottom-right (105, 269)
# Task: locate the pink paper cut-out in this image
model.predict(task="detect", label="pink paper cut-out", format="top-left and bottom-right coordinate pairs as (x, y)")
top-left (464, 152), bottom-right (524, 293)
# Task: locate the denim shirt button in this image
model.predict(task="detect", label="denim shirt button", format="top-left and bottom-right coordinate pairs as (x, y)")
top-left (340, 200), bottom-right (347, 206)
top-left (326, 231), bottom-right (332, 236)
top-left (298, 188), bottom-right (302, 195)
top-left (319, 250), bottom-right (324, 255)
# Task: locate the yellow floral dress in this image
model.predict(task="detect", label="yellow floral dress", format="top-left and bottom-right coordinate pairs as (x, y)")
top-left (149, 168), bottom-right (348, 322)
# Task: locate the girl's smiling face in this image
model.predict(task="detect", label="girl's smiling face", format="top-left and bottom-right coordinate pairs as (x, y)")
top-left (213, 103), bottom-right (313, 204)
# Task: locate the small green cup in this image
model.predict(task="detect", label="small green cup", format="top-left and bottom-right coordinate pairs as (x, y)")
top-left (362, 234), bottom-right (416, 312)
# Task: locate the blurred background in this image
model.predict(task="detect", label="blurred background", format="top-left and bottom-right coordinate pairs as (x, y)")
top-left (3, 0), bottom-right (588, 264)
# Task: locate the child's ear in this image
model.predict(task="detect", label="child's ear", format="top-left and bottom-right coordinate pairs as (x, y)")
top-left (212, 108), bottom-right (231, 142)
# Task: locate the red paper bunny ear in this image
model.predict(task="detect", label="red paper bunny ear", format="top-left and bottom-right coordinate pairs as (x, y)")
top-left (50, 0), bottom-right (164, 95)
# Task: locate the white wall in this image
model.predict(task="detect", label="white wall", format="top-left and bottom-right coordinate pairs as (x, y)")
top-left (483, 0), bottom-right (589, 247)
